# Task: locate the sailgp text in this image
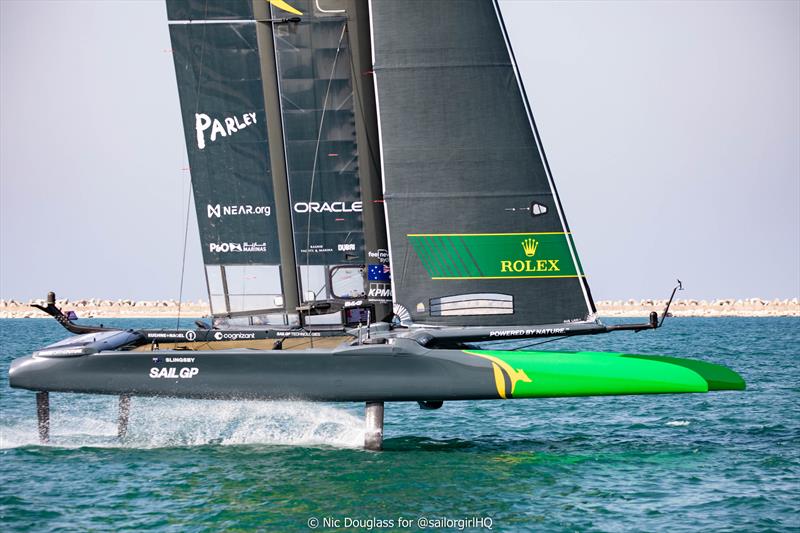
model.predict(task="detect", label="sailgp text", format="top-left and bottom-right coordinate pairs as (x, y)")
top-left (149, 367), bottom-right (199, 379)
top-left (195, 112), bottom-right (257, 150)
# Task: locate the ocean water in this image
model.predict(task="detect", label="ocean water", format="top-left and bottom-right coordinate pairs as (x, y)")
top-left (0, 317), bottom-right (797, 532)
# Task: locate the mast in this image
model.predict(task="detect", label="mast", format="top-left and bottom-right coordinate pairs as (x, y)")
top-left (253, 0), bottom-right (300, 314)
top-left (343, 0), bottom-right (391, 322)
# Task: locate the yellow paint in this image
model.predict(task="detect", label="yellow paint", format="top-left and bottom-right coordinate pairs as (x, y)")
top-left (267, 0), bottom-right (303, 15)
top-left (465, 351), bottom-right (532, 399)
top-left (521, 237), bottom-right (539, 257)
top-left (491, 363), bottom-right (507, 399)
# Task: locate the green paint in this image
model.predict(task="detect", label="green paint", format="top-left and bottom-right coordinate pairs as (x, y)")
top-left (621, 354), bottom-right (746, 391)
top-left (408, 233), bottom-right (579, 279)
top-left (464, 350), bottom-right (746, 399)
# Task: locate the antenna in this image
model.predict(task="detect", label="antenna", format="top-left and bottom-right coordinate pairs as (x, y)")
top-left (659, 279), bottom-right (683, 327)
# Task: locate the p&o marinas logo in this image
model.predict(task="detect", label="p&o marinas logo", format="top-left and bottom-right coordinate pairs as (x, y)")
top-left (195, 111), bottom-right (257, 150)
top-left (209, 242), bottom-right (268, 253)
top-left (499, 238), bottom-right (560, 274)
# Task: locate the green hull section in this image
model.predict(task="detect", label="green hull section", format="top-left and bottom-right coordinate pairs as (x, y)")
top-left (463, 350), bottom-right (746, 399)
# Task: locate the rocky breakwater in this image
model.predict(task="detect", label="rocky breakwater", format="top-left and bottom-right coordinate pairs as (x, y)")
top-left (0, 298), bottom-right (797, 319)
top-left (595, 298), bottom-right (800, 317)
top-left (0, 298), bottom-right (211, 318)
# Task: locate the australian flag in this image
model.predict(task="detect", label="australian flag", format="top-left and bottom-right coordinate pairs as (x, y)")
top-left (368, 263), bottom-right (391, 281)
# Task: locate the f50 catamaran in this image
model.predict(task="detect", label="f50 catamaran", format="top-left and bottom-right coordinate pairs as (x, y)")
top-left (9, 0), bottom-right (744, 450)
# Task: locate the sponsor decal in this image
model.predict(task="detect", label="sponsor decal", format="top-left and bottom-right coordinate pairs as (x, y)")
top-left (149, 367), bottom-right (199, 379)
top-left (212, 332), bottom-right (257, 341)
top-left (488, 328), bottom-right (567, 338)
top-left (185, 331), bottom-right (196, 342)
top-left (499, 238), bottom-right (559, 273)
top-left (146, 332), bottom-right (190, 340)
top-left (368, 263), bottom-right (391, 282)
top-left (276, 331), bottom-right (322, 338)
top-left (300, 244), bottom-right (333, 254)
top-left (464, 351), bottom-right (532, 399)
top-left (207, 204), bottom-right (271, 218)
top-left (407, 233), bottom-right (579, 280)
top-left (344, 300), bottom-right (363, 307)
top-left (337, 243), bottom-right (356, 252)
top-left (195, 112), bottom-right (257, 150)
top-left (152, 357), bottom-right (162, 364)
top-left (209, 242), bottom-right (267, 253)
top-left (293, 201), bottom-right (362, 214)
top-left (368, 249), bottom-right (390, 264)
top-left (367, 282), bottom-right (391, 300)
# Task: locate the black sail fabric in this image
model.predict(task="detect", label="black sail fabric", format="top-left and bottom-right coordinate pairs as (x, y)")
top-left (169, 5), bottom-right (285, 317)
top-left (272, 0), bottom-right (367, 303)
top-left (370, 0), bottom-right (596, 327)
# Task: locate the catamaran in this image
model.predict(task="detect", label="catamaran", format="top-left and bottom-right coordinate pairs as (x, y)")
top-left (9, 0), bottom-right (745, 450)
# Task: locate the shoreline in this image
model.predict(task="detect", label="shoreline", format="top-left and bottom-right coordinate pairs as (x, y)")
top-left (0, 298), bottom-right (797, 319)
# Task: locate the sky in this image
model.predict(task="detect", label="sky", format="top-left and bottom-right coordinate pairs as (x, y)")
top-left (1, 0), bottom-right (798, 302)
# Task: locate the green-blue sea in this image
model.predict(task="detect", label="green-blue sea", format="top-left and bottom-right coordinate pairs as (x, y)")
top-left (1, 317), bottom-right (798, 532)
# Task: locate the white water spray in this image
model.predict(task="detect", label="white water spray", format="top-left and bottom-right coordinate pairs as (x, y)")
top-left (0, 397), bottom-right (365, 449)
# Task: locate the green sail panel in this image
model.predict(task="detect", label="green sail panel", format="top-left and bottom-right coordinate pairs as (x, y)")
top-left (370, 0), bottom-right (595, 327)
top-left (408, 233), bottom-right (579, 279)
top-left (272, 0), bottom-right (367, 302)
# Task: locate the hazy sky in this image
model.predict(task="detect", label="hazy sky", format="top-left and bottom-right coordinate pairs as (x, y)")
top-left (1, 0), bottom-right (798, 302)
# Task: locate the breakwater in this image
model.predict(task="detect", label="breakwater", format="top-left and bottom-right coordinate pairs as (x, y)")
top-left (0, 297), bottom-right (797, 318)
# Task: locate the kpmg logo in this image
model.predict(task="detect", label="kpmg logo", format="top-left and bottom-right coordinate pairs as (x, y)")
top-left (207, 204), bottom-right (271, 218)
top-left (195, 112), bottom-right (257, 150)
top-left (500, 238), bottom-right (559, 273)
top-left (293, 201), bottom-right (362, 214)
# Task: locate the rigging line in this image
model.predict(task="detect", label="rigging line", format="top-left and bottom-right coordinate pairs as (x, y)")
top-left (511, 336), bottom-right (567, 350)
top-left (345, 27), bottom-right (382, 187)
top-left (176, 186), bottom-right (194, 330)
top-left (177, 0), bottom-right (210, 329)
top-left (303, 22), bottom-right (348, 299)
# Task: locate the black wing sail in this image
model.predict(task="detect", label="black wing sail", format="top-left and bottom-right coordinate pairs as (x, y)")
top-left (270, 0), bottom-right (391, 324)
top-left (370, 0), bottom-right (596, 328)
top-left (168, 1), bottom-right (293, 325)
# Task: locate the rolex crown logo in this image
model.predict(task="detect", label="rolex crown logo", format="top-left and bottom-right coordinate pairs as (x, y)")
top-left (521, 238), bottom-right (539, 257)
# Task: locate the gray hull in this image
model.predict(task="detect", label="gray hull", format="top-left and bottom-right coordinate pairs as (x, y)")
top-left (9, 339), bottom-right (499, 402)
